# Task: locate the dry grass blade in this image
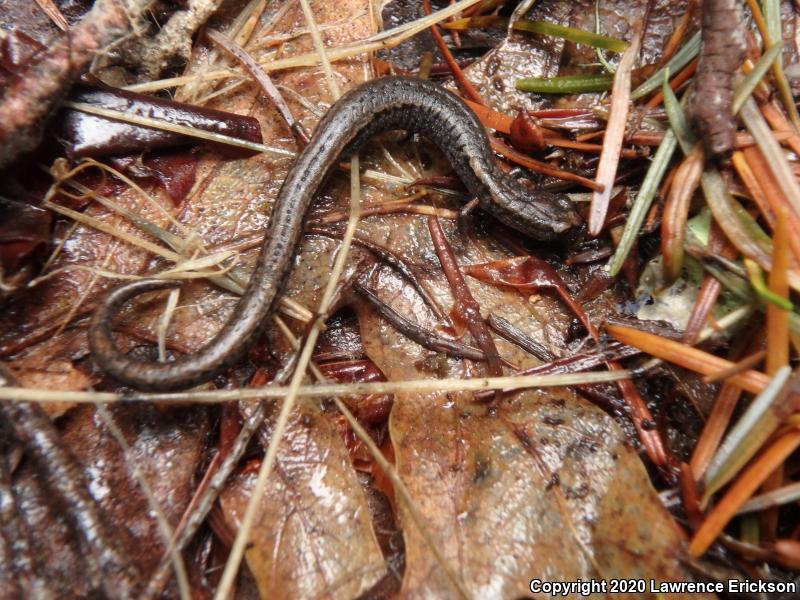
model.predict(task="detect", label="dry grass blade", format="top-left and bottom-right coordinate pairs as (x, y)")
top-left (45, 159), bottom-right (278, 300)
top-left (205, 28), bottom-right (309, 143)
top-left (43, 200), bottom-right (182, 263)
top-left (26, 260), bottom-right (236, 288)
top-left (589, 26), bottom-right (641, 234)
top-left (126, 0), bottom-right (486, 94)
top-left (298, 0), bottom-right (342, 99)
top-left (55, 158), bottom-right (187, 239)
top-left (736, 480), bottom-right (800, 515)
top-left (178, 0), bottom-right (275, 103)
top-left (0, 370), bottom-right (633, 405)
top-left (157, 289), bottom-right (181, 363)
top-left (34, 0), bottom-right (68, 30)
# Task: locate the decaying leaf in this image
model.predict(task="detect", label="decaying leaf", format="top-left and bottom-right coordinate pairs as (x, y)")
top-left (219, 402), bottom-right (387, 599)
top-left (5, 0), bottom-right (798, 597)
top-left (355, 216), bottom-right (703, 597)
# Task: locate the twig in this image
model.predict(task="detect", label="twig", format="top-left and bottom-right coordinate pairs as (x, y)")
top-left (355, 281), bottom-right (500, 363)
top-left (428, 216), bottom-right (504, 396)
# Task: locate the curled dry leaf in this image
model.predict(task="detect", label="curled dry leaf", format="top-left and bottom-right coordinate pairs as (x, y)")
top-left (661, 144), bottom-right (704, 282)
top-left (463, 255), bottom-right (597, 339)
top-left (58, 84), bottom-right (264, 158)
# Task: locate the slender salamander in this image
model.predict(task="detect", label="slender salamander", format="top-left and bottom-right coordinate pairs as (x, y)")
top-left (89, 76), bottom-right (582, 391)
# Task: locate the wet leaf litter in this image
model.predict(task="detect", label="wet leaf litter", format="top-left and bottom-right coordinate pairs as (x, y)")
top-left (1, 0), bottom-right (799, 598)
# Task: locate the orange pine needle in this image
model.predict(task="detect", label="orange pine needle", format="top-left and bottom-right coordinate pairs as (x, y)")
top-left (463, 98), bottom-right (513, 133)
top-left (740, 146), bottom-right (800, 267)
top-left (679, 462), bottom-right (704, 529)
top-left (767, 208), bottom-right (790, 375)
top-left (463, 100), bottom-right (645, 157)
top-left (702, 350), bottom-right (766, 384)
top-left (760, 208), bottom-right (791, 539)
top-left (490, 139), bottom-right (603, 191)
top-left (658, 0), bottom-right (697, 66)
top-left (662, 145), bottom-right (704, 281)
top-left (689, 429), bottom-right (800, 557)
top-left (682, 276), bottom-right (723, 344)
top-left (645, 57), bottom-right (699, 109)
top-left (690, 384), bottom-right (743, 480)
top-left (615, 374), bottom-right (670, 467)
top-left (605, 324), bottom-right (770, 394)
top-left (683, 224), bottom-right (737, 345)
top-left (422, 0), bottom-right (485, 105)
top-left (550, 137), bottom-right (646, 158)
top-left (761, 102), bottom-right (800, 157)
top-left (745, 0), bottom-right (771, 57)
top-left (731, 150), bottom-right (776, 226)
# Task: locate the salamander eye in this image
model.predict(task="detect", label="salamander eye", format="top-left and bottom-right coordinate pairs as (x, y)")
top-left (524, 191), bottom-right (582, 233)
top-left (553, 195), bottom-right (583, 228)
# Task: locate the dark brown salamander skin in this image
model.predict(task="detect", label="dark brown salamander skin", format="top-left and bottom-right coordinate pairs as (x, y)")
top-left (89, 76), bottom-right (582, 391)
top-left (691, 0), bottom-right (746, 158)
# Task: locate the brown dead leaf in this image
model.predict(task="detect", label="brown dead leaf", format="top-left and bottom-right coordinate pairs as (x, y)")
top-left (219, 402), bottom-right (386, 599)
top-left (353, 214), bottom-right (704, 597)
top-left (61, 404), bottom-right (210, 578)
top-left (386, 388), bottom-right (707, 599)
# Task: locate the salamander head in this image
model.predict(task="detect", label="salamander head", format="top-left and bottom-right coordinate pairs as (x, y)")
top-left (503, 188), bottom-right (584, 242)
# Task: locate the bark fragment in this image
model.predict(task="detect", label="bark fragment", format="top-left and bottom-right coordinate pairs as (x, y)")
top-left (691, 0), bottom-right (747, 158)
top-left (136, 0), bottom-right (225, 78)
